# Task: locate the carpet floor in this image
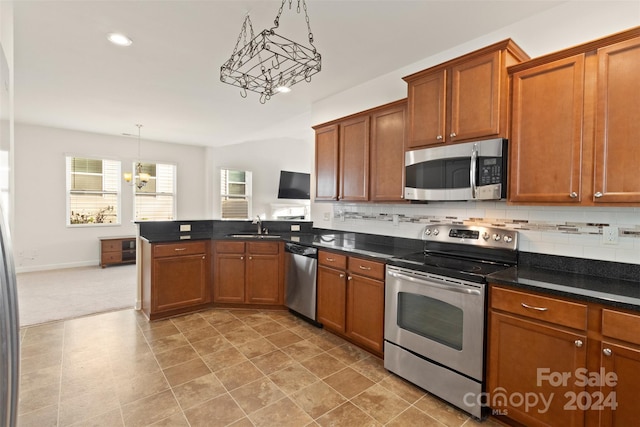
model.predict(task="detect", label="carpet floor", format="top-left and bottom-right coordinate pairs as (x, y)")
top-left (16, 264), bottom-right (136, 327)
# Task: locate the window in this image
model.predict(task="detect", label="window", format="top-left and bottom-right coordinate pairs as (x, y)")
top-left (220, 168), bottom-right (252, 219)
top-left (66, 156), bottom-right (120, 225)
top-left (134, 162), bottom-right (176, 221)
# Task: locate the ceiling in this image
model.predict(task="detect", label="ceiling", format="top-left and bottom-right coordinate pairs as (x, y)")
top-left (13, 0), bottom-right (565, 147)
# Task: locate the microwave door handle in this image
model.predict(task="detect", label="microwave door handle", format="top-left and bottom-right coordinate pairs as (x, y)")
top-left (470, 143), bottom-right (478, 199)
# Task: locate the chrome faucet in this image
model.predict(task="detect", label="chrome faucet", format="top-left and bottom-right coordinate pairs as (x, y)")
top-left (252, 215), bottom-right (262, 234)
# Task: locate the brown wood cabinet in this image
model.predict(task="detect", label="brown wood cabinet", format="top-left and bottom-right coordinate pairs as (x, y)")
top-left (313, 99), bottom-right (407, 203)
top-left (508, 28), bottom-right (640, 205)
top-left (316, 250), bottom-right (384, 356)
top-left (100, 236), bottom-right (136, 268)
top-left (488, 285), bottom-right (640, 427)
top-left (404, 39), bottom-right (529, 149)
top-left (141, 240), bottom-right (210, 320)
top-left (212, 240), bottom-right (283, 306)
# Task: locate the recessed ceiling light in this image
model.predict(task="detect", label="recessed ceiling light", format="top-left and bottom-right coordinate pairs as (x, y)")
top-left (276, 86), bottom-right (291, 93)
top-left (107, 33), bottom-right (133, 47)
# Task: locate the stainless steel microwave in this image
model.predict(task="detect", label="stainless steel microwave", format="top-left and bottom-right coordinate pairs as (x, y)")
top-left (404, 138), bottom-right (507, 201)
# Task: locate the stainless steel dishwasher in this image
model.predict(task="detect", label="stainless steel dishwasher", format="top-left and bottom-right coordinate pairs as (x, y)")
top-left (284, 242), bottom-right (320, 326)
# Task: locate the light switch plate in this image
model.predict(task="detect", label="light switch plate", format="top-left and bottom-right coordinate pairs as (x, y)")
top-left (291, 224), bottom-right (300, 232)
top-left (180, 224), bottom-right (191, 232)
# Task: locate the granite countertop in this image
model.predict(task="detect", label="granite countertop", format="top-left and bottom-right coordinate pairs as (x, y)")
top-left (488, 254), bottom-right (640, 312)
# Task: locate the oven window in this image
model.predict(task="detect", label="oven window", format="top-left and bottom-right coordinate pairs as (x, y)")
top-left (397, 292), bottom-right (463, 350)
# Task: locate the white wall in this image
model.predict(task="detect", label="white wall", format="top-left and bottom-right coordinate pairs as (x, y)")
top-left (14, 123), bottom-right (208, 272)
top-left (207, 133), bottom-right (314, 220)
top-left (309, 1), bottom-right (640, 265)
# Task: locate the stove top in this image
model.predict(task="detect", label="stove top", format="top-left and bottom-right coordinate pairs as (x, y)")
top-left (387, 224), bottom-right (518, 283)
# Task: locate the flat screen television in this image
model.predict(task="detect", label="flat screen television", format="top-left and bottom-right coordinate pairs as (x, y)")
top-left (277, 170), bottom-right (310, 199)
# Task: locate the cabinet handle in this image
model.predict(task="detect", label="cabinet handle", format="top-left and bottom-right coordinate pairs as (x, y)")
top-left (326, 257), bottom-right (335, 262)
top-left (358, 265), bottom-right (371, 271)
top-left (575, 340), bottom-right (583, 348)
top-left (339, 273), bottom-right (345, 278)
top-left (348, 276), bottom-right (352, 281)
top-left (436, 135), bottom-right (443, 140)
top-left (249, 256), bottom-right (252, 260)
top-left (174, 248), bottom-right (187, 251)
top-left (450, 132), bottom-right (457, 138)
top-left (240, 256), bottom-right (244, 260)
top-left (202, 256), bottom-right (205, 260)
top-left (569, 192), bottom-right (578, 199)
top-left (521, 302), bottom-right (548, 312)
top-left (594, 192), bottom-right (603, 198)
top-left (603, 348), bottom-right (612, 357)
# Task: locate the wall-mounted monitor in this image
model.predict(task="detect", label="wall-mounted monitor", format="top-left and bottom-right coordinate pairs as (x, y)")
top-left (277, 170), bottom-right (310, 200)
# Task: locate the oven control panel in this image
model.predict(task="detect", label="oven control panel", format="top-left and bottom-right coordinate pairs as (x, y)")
top-left (422, 224), bottom-right (517, 250)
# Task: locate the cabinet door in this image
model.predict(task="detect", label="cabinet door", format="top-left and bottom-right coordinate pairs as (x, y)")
top-left (593, 37), bottom-right (640, 203)
top-left (246, 253), bottom-right (281, 305)
top-left (339, 115), bottom-right (370, 201)
top-left (599, 341), bottom-right (640, 427)
top-left (213, 253), bottom-right (245, 303)
top-left (406, 69), bottom-right (447, 148)
top-left (487, 312), bottom-right (587, 427)
top-left (317, 265), bottom-right (347, 333)
top-left (509, 54), bottom-right (585, 203)
top-left (153, 254), bottom-right (209, 312)
top-left (315, 124), bottom-right (339, 200)
top-left (370, 102), bottom-right (407, 202)
top-left (346, 274), bottom-right (384, 354)
top-left (450, 50), bottom-right (501, 142)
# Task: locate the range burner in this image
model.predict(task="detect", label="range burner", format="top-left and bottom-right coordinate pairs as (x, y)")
top-left (388, 224), bottom-right (518, 282)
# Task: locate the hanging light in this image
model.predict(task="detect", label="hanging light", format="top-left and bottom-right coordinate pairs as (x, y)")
top-left (220, 0), bottom-right (322, 104)
top-left (123, 124), bottom-right (150, 190)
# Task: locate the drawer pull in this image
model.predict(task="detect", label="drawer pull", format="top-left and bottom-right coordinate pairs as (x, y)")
top-left (339, 273), bottom-right (345, 278)
top-left (358, 265), bottom-right (371, 271)
top-left (174, 248), bottom-right (187, 251)
top-left (603, 348), bottom-right (612, 357)
top-left (348, 276), bottom-right (352, 281)
top-left (326, 257), bottom-right (335, 262)
top-left (240, 256), bottom-right (244, 260)
top-left (521, 302), bottom-right (548, 312)
top-left (575, 340), bottom-right (583, 348)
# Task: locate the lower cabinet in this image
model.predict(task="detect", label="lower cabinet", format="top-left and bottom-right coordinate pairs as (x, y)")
top-left (213, 240), bottom-right (283, 306)
top-left (487, 285), bottom-right (640, 427)
top-left (317, 250), bottom-right (384, 356)
top-left (141, 240), bottom-right (210, 320)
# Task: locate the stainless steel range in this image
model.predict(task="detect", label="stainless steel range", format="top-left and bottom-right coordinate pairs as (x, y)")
top-left (384, 224), bottom-right (518, 419)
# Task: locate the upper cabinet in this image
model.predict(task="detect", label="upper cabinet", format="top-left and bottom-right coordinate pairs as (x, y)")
top-left (404, 39), bottom-right (529, 149)
top-left (509, 28), bottom-right (640, 205)
top-left (313, 99), bottom-right (407, 202)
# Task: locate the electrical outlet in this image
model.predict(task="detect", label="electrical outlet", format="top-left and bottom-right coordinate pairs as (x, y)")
top-left (323, 212), bottom-right (330, 221)
top-left (393, 214), bottom-right (400, 226)
top-left (290, 224), bottom-right (300, 232)
top-left (180, 224), bottom-right (191, 232)
top-left (602, 226), bottom-right (619, 245)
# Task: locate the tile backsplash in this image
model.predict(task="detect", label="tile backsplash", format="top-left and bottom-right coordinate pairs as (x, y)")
top-left (324, 202), bottom-right (640, 265)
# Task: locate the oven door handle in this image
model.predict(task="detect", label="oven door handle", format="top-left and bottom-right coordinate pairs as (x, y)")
top-left (388, 271), bottom-right (482, 296)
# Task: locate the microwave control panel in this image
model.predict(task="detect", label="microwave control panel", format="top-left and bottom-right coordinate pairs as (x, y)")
top-left (479, 157), bottom-right (503, 185)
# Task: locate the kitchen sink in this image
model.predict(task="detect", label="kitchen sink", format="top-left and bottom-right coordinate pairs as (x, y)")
top-left (226, 234), bottom-right (281, 239)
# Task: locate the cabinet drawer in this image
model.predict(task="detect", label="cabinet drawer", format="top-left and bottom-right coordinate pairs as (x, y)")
top-left (319, 251), bottom-right (347, 269)
top-left (247, 241), bottom-right (280, 255)
top-left (154, 241), bottom-right (207, 258)
top-left (602, 309), bottom-right (640, 345)
top-left (214, 241), bottom-right (245, 254)
top-left (491, 286), bottom-right (587, 330)
top-left (101, 240), bottom-right (121, 252)
top-left (348, 257), bottom-right (384, 280)
top-left (102, 252), bottom-right (122, 263)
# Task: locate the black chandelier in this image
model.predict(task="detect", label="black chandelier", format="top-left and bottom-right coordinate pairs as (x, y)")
top-left (220, 0), bottom-right (321, 104)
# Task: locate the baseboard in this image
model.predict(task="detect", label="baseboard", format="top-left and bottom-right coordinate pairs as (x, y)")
top-left (16, 260), bottom-right (100, 274)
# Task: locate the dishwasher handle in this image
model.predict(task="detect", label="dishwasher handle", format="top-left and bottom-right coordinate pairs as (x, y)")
top-left (285, 243), bottom-right (318, 258)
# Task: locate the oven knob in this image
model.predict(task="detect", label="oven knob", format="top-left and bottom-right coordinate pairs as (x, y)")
top-left (493, 234), bottom-right (501, 241)
top-left (424, 229), bottom-right (432, 236)
top-left (482, 232), bottom-right (490, 241)
top-left (432, 229), bottom-right (439, 236)
top-left (503, 235), bottom-right (513, 243)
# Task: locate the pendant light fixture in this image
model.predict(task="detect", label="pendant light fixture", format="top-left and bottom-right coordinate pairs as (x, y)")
top-left (220, 0), bottom-right (321, 104)
top-left (123, 124), bottom-right (150, 190)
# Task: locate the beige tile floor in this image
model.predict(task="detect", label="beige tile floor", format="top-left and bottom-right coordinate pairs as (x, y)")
top-left (18, 308), bottom-right (503, 427)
